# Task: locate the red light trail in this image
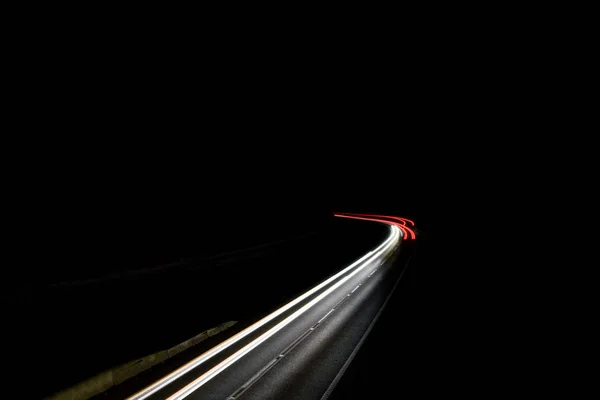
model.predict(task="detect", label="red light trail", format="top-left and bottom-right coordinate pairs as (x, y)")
top-left (333, 213), bottom-right (416, 240)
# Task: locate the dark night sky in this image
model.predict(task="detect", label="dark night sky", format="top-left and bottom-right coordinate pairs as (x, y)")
top-left (6, 53), bottom-right (440, 288)
top-left (5, 142), bottom-right (432, 289)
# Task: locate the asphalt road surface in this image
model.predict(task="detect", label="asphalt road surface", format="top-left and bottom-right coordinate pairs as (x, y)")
top-left (119, 214), bottom-right (414, 400)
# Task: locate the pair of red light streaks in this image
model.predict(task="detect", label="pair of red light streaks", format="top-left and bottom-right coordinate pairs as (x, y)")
top-left (333, 212), bottom-right (416, 240)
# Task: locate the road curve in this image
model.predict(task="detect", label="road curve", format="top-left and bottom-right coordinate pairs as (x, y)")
top-left (127, 214), bottom-right (412, 400)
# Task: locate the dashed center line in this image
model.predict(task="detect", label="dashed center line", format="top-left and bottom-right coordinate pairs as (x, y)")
top-left (226, 259), bottom-right (387, 400)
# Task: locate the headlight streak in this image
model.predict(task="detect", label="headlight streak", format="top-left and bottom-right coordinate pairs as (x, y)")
top-left (127, 221), bottom-right (399, 400)
top-left (164, 225), bottom-right (401, 400)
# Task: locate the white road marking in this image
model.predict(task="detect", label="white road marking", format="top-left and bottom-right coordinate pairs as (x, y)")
top-left (166, 226), bottom-right (400, 400)
top-left (127, 225), bottom-right (398, 400)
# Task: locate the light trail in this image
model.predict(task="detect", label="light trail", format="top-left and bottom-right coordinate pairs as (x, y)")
top-left (127, 221), bottom-right (400, 400)
top-left (334, 213), bottom-right (416, 240)
top-left (165, 225), bottom-right (401, 399)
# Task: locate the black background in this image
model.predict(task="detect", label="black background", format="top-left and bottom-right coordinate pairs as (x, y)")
top-left (3, 13), bottom-right (566, 397)
top-left (4, 34), bottom-right (446, 397)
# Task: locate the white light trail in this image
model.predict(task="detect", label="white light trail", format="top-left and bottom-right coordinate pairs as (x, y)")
top-left (167, 225), bottom-right (400, 399)
top-left (127, 225), bottom-right (399, 400)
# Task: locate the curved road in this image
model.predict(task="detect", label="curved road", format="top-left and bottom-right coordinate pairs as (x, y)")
top-left (126, 213), bottom-right (414, 400)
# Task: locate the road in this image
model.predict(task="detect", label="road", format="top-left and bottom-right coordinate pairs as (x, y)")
top-left (122, 213), bottom-right (414, 400)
